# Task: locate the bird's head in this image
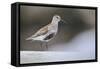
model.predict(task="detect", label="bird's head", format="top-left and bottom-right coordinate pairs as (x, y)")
top-left (52, 15), bottom-right (61, 22)
top-left (52, 15), bottom-right (66, 24)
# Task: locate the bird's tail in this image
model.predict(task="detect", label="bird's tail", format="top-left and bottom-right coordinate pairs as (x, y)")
top-left (26, 35), bottom-right (36, 40)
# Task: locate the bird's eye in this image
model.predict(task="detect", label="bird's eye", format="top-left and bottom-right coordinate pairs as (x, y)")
top-left (56, 17), bottom-right (59, 19)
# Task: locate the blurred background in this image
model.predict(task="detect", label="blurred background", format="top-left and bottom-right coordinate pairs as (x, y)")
top-left (20, 5), bottom-right (95, 51)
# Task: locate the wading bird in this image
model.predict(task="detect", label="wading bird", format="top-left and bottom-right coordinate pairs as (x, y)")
top-left (26, 15), bottom-right (66, 51)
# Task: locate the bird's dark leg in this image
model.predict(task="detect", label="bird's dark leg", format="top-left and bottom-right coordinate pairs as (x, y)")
top-left (46, 42), bottom-right (48, 50)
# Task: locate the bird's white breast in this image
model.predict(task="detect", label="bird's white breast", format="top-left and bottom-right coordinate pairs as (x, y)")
top-left (49, 23), bottom-right (58, 34)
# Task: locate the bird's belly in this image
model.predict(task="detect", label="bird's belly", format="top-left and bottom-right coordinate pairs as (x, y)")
top-left (50, 28), bottom-right (58, 35)
top-left (44, 33), bottom-right (55, 40)
top-left (32, 35), bottom-right (45, 41)
top-left (49, 30), bottom-right (57, 36)
top-left (32, 32), bottom-right (56, 42)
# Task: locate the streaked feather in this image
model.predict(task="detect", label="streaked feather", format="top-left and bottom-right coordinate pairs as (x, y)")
top-left (26, 24), bottom-right (50, 40)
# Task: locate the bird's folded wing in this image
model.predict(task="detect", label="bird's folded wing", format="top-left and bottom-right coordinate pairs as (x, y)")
top-left (32, 25), bottom-right (49, 38)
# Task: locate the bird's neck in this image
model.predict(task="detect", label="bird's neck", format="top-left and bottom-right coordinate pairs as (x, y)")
top-left (50, 20), bottom-right (59, 32)
top-left (51, 20), bottom-right (59, 25)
